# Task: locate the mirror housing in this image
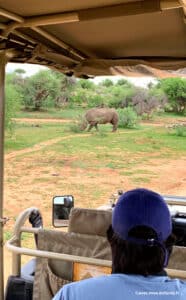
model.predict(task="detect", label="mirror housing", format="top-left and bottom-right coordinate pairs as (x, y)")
top-left (52, 195), bottom-right (74, 227)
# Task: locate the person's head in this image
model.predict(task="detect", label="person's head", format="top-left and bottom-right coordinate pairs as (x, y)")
top-left (107, 188), bottom-right (176, 276)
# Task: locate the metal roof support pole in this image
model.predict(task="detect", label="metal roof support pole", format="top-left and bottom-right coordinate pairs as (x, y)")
top-left (0, 51), bottom-right (6, 300)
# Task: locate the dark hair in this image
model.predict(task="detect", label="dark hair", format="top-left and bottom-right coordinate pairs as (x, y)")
top-left (107, 225), bottom-right (176, 276)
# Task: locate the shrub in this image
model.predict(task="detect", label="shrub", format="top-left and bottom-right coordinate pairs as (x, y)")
top-left (108, 86), bottom-right (134, 108)
top-left (87, 94), bottom-right (105, 108)
top-left (71, 88), bottom-right (105, 108)
top-left (68, 122), bottom-right (82, 133)
top-left (159, 78), bottom-right (186, 114)
top-left (78, 79), bottom-right (95, 90)
top-left (101, 79), bottom-right (113, 87)
top-left (167, 124), bottom-right (186, 137)
top-left (5, 84), bottom-right (21, 131)
top-left (117, 107), bottom-right (138, 129)
top-left (68, 114), bottom-right (86, 133)
top-left (175, 125), bottom-right (186, 137)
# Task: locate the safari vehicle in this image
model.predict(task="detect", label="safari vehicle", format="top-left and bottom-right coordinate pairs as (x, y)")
top-left (0, 1), bottom-right (186, 300)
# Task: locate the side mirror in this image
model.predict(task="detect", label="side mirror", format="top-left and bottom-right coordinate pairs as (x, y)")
top-left (52, 195), bottom-right (74, 227)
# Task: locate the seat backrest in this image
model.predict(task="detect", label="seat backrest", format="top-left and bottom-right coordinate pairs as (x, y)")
top-left (168, 246), bottom-right (186, 271)
top-left (33, 208), bottom-right (112, 300)
top-left (68, 207), bottom-right (112, 236)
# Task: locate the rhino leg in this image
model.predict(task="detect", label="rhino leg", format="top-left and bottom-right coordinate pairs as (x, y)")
top-left (110, 121), bottom-right (117, 132)
top-left (111, 115), bottom-right (118, 132)
top-left (88, 123), bottom-right (99, 131)
top-left (112, 124), bottom-right (117, 132)
top-left (87, 124), bottom-right (94, 131)
top-left (94, 123), bottom-right (99, 131)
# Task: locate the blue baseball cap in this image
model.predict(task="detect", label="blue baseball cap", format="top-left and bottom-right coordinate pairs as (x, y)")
top-left (112, 188), bottom-right (172, 243)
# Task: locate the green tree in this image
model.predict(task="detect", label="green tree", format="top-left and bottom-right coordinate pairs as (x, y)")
top-left (159, 78), bottom-right (186, 113)
top-left (101, 78), bottom-right (113, 87)
top-left (52, 72), bottom-right (77, 107)
top-left (131, 87), bottom-right (163, 119)
top-left (116, 78), bottom-right (132, 87)
top-left (78, 79), bottom-right (95, 90)
top-left (22, 70), bottom-right (78, 110)
top-left (107, 85), bottom-right (135, 108)
top-left (71, 88), bottom-right (105, 108)
top-left (6, 71), bottom-right (26, 104)
top-left (22, 70), bottom-right (61, 110)
top-left (118, 107), bottom-right (138, 128)
top-left (148, 85), bottom-right (168, 112)
top-left (5, 83), bottom-right (21, 131)
top-left (14, 68), bottom-right (26, 76)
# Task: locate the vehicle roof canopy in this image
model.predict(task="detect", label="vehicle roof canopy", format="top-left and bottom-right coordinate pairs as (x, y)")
top-left (0, 0), bottom-right (186, 78)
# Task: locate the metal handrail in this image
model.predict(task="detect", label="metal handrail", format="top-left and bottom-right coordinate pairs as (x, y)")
top-left (6, 227), bottom-right (186, 280)
top-left (164, 196), bottom-right (186, 206)
top-left (5, 207), bottom-right (112, 276)
top-left (6, 233), bottom-right (112, 266)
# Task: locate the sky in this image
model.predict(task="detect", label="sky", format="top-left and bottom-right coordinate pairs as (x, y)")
top-left (6, 62), bottom-right (47, 76)
top-left (6, 62), bottom-right (157, 88)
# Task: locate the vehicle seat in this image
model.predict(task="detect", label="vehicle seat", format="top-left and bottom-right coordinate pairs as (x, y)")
top-left (33, 207), bottom-right (186, 300)
top-left (33, 208), bottom-right (112, 300)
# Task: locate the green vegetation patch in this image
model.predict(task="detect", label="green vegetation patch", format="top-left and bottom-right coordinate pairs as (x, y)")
top-left (39, 125), bottom-right (186, 172)
top-left (5, 110), bottom-right (186, 178)
top-left (120, 169), bottom-right (157, 176)
top-left (132, 177), bottom-right (151, 184)
top-left (4, 231), bottom-right (12, 241)
top-left (5, 123), bottom-right (68, 152)
top-left (15, 107), bottom-right (85, 119)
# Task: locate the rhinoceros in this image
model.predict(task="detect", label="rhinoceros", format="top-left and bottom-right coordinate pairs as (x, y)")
top-left (80, 108), bottom-right (119, 132)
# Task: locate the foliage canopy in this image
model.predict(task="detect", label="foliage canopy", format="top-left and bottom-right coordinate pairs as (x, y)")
top-left (5, 68), bottom-right (186, 132)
